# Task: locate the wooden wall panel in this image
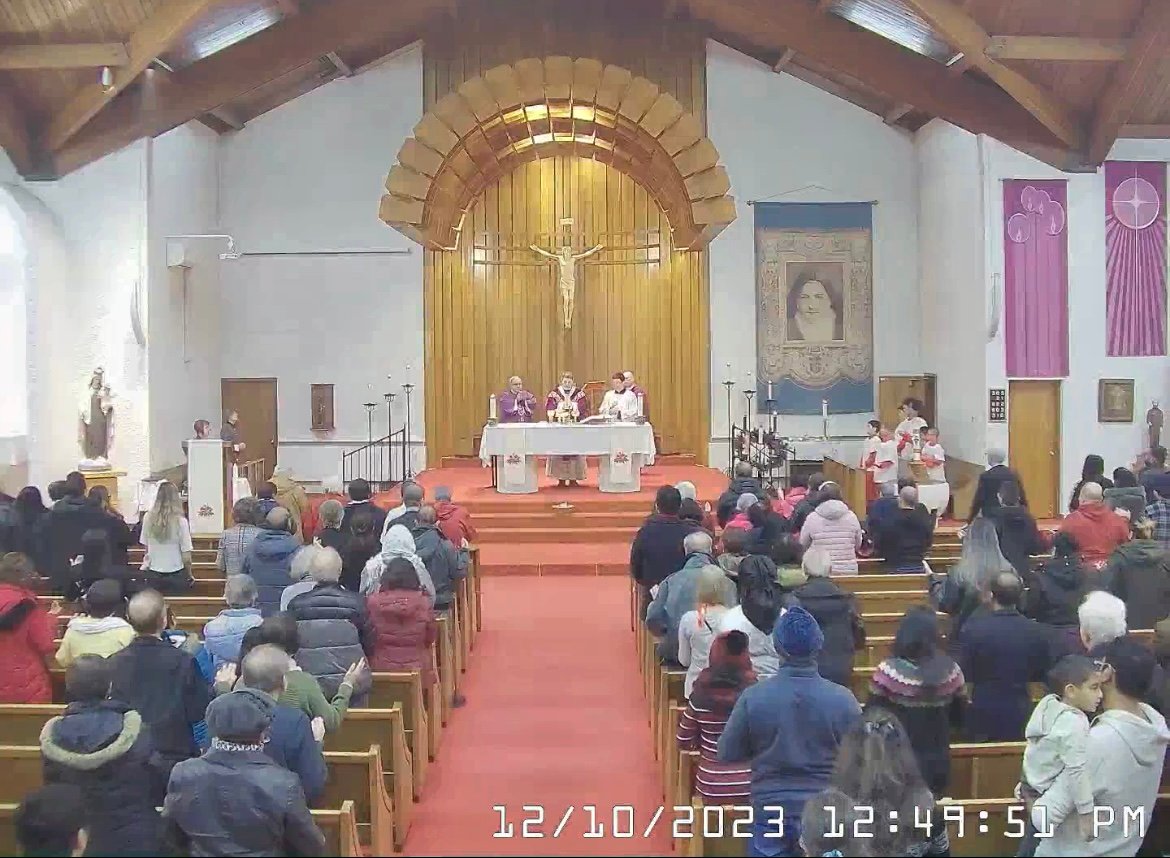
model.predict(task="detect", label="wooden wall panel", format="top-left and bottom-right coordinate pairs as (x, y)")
top-left (422, 1), bottom-right (710, 463)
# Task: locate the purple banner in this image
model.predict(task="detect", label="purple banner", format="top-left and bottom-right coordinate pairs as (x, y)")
top-left (1003, 180), bottom-right (1069, 377)
top-left (1106, 161), bottom-right (1167, 356)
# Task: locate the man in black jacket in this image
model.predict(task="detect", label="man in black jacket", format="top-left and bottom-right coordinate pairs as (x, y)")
top-left (968, 448), bottom-right (1028, 521)
top-left (109, 590), bottom-right (210, 776)
top-left (630, 486), bottom-right (698, 617)
top-left (38, 474), bottom-right (130, 591)
top-left (41, 655), bottom-right (166, 856)
top-left (874, 486), bottom-right (936, 572)
top-left (716, 462), bottom-right (766, 527)
top-left (341, 478), bottom-right (386, 537)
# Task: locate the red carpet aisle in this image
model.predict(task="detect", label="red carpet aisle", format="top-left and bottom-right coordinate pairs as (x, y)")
top-left (403, 576), bottom-right (671, 856)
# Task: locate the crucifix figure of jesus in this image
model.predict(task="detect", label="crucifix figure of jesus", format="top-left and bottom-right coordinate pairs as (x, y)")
top-left (530, 242), bottom-right (604, 330)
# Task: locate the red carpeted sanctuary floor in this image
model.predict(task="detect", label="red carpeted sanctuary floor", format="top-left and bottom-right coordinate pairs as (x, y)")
top-left (401, 576), bottom-right (671, 856)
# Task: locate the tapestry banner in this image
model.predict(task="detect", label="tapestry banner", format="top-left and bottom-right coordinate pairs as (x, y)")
top-left (754, 202), bottom-right (874, 414)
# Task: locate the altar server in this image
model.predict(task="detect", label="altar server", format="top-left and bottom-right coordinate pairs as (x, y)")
top-left (860, 419), bottom-right (881, 502)
top-left (895, 398), bottom-right (928, 475)
top-left (873, 427), bottom-right (899, 492)
top-left (545, 372), bottom-right (589, 486)
top-left (499, 376), bottom-right (537, 423)
top-left (599, 373), bottom-right (640, 421)
top-left (623, 371), bottom-right (647, 413)
top-left (921, 427), bottom-right (947, 483)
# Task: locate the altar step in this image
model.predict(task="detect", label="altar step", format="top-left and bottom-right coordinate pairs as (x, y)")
top-left (437, 452), bottom-right (698, 469)
top-left (474, 525), bottom-right (639, 544)
top-left (473, 510), bottom-right (649, 529)
top-left (475, 542), bottom-right (630, 576)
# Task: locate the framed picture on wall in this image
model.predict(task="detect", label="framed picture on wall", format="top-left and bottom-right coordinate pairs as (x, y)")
top-left (310, 384), bottom-right (335, 431)
top-left (1098, 379), bottom-right (1135, 423)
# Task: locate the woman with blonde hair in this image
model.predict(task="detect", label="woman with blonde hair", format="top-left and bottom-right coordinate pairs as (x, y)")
top-left (678, 565), bottom-right (735, 698)
top-left (139, 480), bottom-right (193, 594)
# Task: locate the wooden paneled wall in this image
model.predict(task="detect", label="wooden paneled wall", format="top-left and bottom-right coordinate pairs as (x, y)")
top-left (421, 1), bottom-right (711, 462)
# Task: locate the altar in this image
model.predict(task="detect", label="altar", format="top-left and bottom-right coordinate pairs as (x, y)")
top-left (478, 422), bottom-right (657, 494)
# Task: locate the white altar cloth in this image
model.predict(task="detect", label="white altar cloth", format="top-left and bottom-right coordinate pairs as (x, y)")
top-left (478, 422), bottom-right (657, 494)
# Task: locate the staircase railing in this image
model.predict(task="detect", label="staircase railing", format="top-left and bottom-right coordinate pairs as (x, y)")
top-left (342, 427), bottom-right (406, 492)
top-left (240, 458), bottom-right (266, 493)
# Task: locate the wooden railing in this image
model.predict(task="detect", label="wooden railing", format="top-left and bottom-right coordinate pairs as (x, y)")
top-left (240, 458), bottom-right (266, 492)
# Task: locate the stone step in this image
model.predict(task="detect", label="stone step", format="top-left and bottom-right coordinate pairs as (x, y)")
top-left (473, 525), bottom-right (639, 544)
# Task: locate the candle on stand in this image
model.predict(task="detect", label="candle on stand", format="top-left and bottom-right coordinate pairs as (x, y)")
top-left (821, 399), bottom-right (828, 420)
top-left (767, 381), bottom-right (774, 401)
top-left (489, 393), bottom-right (498, 421)
top-left (725, 362), bottom-right (733, 384)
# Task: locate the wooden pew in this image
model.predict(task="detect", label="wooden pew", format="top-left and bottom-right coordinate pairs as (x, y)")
top-left (369, 671), bottom-right (430, 797)
top-left (323, 707), bottom-right (414, 847)
top-left (319, 746), bottom-right (395, 854)
top-left (0, 801), bottom-right (363, 857)
top-left (0, 743), bottom-right (393, 856)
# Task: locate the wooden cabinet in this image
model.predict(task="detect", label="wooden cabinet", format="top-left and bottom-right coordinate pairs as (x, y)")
top-left (878, 374), bottom-right (937, 430)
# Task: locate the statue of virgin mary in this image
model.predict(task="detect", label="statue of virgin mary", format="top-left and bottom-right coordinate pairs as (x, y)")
top-left (78, 367), bottom-right (114, 469)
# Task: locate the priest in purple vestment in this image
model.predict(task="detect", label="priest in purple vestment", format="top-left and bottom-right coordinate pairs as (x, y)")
top-left (500, 376), bottom-right (537, 423)
top-left (545, 371), bottom-right (589, 486)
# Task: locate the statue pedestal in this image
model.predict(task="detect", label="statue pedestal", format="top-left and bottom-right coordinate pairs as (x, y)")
top-left (82, 468), bottom-right (126, 511)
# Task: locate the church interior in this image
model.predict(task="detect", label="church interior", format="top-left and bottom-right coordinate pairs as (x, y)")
top-left (3, 0), bottom-right (1170, 854)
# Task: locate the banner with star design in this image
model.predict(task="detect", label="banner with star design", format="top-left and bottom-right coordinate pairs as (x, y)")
top-left (1105, 161), bottom-right (1167, 357)
top-left (1003, 180), bottom-right (1068, 377)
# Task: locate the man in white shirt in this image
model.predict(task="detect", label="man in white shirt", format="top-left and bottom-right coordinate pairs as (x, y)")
top-left (872, 427), bottom-right (899, 491)
top-left (921, 427), bottom-right (946, 483)
top-left (895, 398), bottom-right (927, 477)
top-left (598, 372), bottom-right (639, 421)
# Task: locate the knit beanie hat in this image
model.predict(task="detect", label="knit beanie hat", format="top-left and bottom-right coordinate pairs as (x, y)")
top-left (206, 688), bottom-right (275, 743)
top-left (772, 605), bottom-right (824, 658)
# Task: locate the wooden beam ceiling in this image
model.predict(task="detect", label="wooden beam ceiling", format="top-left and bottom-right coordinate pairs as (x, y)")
top-left (899, 0), bottom-right (1083, 149)
top-left (273, 0), bottom-right (301, 14)
top-left (1120, 124), bottom-right (1170, 139)
top-left (986, 36), bottom-right (1131, 62)
top-left (0, 86), bottom-right (35, 176)
top-left (51, 0), bottom-right (439, 178)
top-left (0, 43), bottom-right (129, 70)
top-left (44, 0), bottom-right (225, 152)
top-left (772, 47), bottom-right (796, 72)
top-left (1088, 0), bottom-right (1170, 164)
top-left (688, 0), bottom-right (1067, 157)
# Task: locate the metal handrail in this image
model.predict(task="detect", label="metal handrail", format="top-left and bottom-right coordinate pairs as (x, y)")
top-left (342, 428), bottom-right (406, 491)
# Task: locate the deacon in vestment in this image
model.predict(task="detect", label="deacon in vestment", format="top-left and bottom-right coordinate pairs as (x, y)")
top-left (499, 376), bottom-right (537, 423)
top-left (545, 371), bottom-right (589, 486)
top-left (599, 372), bottom-right (640, 421)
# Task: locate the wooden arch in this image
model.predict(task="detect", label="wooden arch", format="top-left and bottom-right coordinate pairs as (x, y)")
top-left (379, 56), bottom-right (736, 251)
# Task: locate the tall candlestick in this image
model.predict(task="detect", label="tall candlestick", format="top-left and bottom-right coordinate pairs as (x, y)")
top-left (725, 362), bottom-right (733, 384)
top-left (767, 381), bottom-right (774, 401)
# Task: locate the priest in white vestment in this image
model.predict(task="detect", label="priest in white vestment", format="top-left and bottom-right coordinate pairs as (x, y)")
top-left (598, 373), bottom-right (640, 421)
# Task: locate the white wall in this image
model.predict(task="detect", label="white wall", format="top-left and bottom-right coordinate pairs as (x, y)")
top-left (147, 124), bottom-right (222, 472)
top-left (916, 121), bottom-right (988, 464)
top-left (981, 137), bottom-right (1170, 507)
top-left (217, 46), bottom-right (424, 482)
top-left (3, 144), bottom-right (151, 507)
top-left (705, 41), bottom-right (921, 468)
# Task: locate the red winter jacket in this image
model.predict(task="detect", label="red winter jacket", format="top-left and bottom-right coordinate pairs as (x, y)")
top-left (366, 589), bottom-right (437, 687)
top-left (434, 501), bottom-right (477, 547)
top-left (0, 582), bottom-right (55, 703)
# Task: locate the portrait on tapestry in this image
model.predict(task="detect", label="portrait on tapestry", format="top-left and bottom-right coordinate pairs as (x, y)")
top-left (754, 202), bottom-right (874, 414)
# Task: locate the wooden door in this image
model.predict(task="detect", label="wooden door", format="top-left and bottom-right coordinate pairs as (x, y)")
top-left (1008, 380), bottom-right (1061, 519)
top-left (878, 375), bottom-right (936, 430)
top-left (221, 378), bottom-right (278, 481)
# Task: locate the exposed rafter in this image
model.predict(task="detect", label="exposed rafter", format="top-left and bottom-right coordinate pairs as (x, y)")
top-left (0, 86), bottom-right (34, 176)
top-left (884, 102), bottom-right (912, 125)
top-left (52, 0), bottom-right (437, 178)
top-left (986, 36), bottom-right (1130, 62)
top-left (1089, 0), bottom-right (1170, 164)
top-left (899, 0), bottom-right (1082, 149)
top-left (326, 51), bottom-right (354, 77)
top-left (1119, 124), bottom-right (1170, 139)
top-left (772, 47), bottom-right (796, 72)
top-left (0, 43), bottom-right (129, 70)
top-left (45, 0), bottom-right (224, 152)
top-left (688, 0), bottom-right (1067, 158)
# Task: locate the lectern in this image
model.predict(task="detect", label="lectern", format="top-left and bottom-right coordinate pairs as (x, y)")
top-left (187, 439), bottom-right (227, 536)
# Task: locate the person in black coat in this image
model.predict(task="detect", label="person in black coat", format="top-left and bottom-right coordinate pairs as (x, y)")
top-left (985, 480), bottom-right (1045, 581)
top-left (341, 478), bottom-right (387, 538)
top-left (1024, 532), bottom-right (1087, 629)
top-left (957, 572), bottom-right (1052, 741)
top-left (791, 548), bottom-right (862, 687)
top-left (789, 472), bottom-right (827, 534)
top-left (41, 655), bottom-right (167, 856)
top-left (873, 486), bottom-right (935, 572)
top-left (630, 486), bottom-right (699, 611)
top-left (109, 591), bottom-right (211, 776)
top-left (38, 480), bottom-right (132, 593)
top-left (967, 449), bottom-right (1028, 521)
top-left (1068, 454), bottom-right (1113, 512)
top-left (747, 495), bottom-right (788, 557)
top-left (715, 463), bottom-right (766, 528)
